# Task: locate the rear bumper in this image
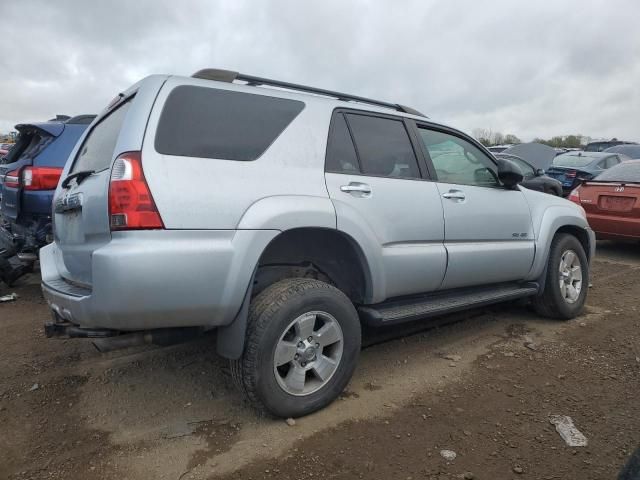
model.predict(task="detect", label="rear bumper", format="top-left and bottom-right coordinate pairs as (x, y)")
top-left (40, 229), bottom-right (278, 331)
top-left (587, 214), bottom-right (640, 240)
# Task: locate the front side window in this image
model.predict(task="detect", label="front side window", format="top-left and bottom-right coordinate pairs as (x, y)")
top-left (418, 128), bottom-right (498, 187)
top-left (345, 114), bottom-right (420, 179)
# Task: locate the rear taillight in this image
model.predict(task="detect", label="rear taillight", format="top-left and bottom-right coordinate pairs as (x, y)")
top-left (23, 166), bottom-right (63, 190)
top-left (108, 151), bottom-right (163, 230)
top-left (3, 169), bottom-right (20, 188)
top-left (568, 187), bottom-right (581, 204)
top-left (566, 170), bottom-right (577, 178)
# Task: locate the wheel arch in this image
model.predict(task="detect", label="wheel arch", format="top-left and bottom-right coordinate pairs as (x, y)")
top-left (252, 227), bottom-right (373, 304)
top-left (527, 206), bottom-right (595, 284)
top-left (217, 226), bottom-right (374, 359)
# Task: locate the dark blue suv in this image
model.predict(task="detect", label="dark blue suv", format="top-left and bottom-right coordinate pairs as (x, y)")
top-left (0, 115), bottom-right (94, 283)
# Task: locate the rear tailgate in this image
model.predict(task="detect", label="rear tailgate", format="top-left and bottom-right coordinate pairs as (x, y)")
top-left (579, 182), bottom-right (640, 237)
top-left (50, 75), bottom-right (167, 288)
top-left (0, 125), bottom-right (59, 220)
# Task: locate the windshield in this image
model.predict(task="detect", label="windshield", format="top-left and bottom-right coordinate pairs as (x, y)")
top-left (552, 155), bottom-right (594, 168)
top-left (593, 162), bottom-right (640, 183)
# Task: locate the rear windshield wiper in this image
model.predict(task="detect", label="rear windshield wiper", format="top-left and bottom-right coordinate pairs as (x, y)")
top-left (61, 170), bottom-right (95, 189)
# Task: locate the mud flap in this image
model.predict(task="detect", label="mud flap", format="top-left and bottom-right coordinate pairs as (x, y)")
top-left (216, 273), bottom-right (254, 360)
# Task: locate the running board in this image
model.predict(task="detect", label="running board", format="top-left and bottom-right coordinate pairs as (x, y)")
top-left (358, 283), bottom-right (539, 327)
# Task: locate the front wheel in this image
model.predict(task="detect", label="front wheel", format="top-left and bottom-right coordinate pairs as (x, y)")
top-left (230, 278), bottom-right (361, 417)
top-left (532, 233), bottom-right (589, 319)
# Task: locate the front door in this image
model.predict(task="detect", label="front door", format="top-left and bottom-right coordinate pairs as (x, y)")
top-left (324, 111), bottom-right (447, 302)
top-left (415, 126), bottom-right (535, 290)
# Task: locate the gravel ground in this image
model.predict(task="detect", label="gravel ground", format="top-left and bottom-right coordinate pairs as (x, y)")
top-left (0, 240), bottom-right (638, 480)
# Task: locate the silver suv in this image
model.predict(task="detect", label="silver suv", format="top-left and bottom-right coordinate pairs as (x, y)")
top-left (41, 69), bottom-right (595, 417)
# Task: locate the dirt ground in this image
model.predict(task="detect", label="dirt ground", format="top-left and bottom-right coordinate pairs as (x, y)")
top-left (1, 241), bottom-right (639, 480)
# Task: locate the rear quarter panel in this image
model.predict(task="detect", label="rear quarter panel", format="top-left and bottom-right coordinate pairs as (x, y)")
top-left (141, 77), bottom-right (332, 230)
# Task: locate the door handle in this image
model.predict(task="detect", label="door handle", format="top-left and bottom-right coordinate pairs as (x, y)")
top-left (442, 190), bottom-right (466, 201)
top-left (340, 183), bottom-right (371, 195)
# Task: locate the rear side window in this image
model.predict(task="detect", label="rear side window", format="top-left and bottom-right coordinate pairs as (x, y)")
top-left (345, 114), bottom-right (420, 179)
top-left (155, 86), bottom-right (305, 161)
top-left (71, 100), bottom-right (131, 173)
top-left (605, 156), bottom-right (620, 168)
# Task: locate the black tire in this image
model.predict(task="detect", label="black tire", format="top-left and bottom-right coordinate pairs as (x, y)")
top-left (230, 278), bottom-right (361, 418)
top-left (532, 233), bottom-right (589, 319)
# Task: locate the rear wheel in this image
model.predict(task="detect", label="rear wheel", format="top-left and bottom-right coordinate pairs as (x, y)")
top-left (230, 278), bottom-right (361, 417)
top-left (532, 233), bottom-right (588, 319)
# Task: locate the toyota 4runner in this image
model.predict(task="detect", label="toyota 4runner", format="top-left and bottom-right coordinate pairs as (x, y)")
top-left (40, 69), bottom-right (595, 417)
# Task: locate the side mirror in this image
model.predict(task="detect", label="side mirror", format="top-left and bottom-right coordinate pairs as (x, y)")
top-left (496, 158), bottom-right (524, 189)
top-left (536, 168), bottom-right (545, 176)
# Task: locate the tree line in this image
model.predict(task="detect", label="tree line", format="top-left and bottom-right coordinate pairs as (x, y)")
top-left (472, 128), bottom-right (590, 148)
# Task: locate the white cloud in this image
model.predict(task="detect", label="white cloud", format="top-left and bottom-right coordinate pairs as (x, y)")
top-left (1, 0), bottom-right (639, 141)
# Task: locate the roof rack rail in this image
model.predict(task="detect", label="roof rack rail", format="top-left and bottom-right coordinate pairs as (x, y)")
top-left (192, 68), bottom-right (426, 117)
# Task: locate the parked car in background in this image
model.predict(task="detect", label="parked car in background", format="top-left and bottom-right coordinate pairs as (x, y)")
top-left (569, 160), bottom-right (640, 240)
top-left (584, 139), bottom-right (636, 152)
top-left (40, 68), bottom-right (594, 418)
top-left (499, 143), bottom-right (562, 196)
top-left (487, 145), bottom-right (513, 154)
top-left (547, 151), bottom-right (630, 196)
top-left (0, 114), bottom-right (95, 271)
top-left (495, 153), bottom-right (562, 196)
top-left (603, 144), bottom-right (640, 159)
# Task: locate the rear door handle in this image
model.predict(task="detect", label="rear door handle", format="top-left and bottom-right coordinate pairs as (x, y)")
top-left (442, 190), bottom-right (466, 201)
top-left (340, 182), bottom-right (371, 195)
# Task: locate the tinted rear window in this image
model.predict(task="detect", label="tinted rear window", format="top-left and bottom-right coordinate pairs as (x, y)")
top-left (346, 114), bottom-right (420, 179)
top-left (594, 162), bottom-right (640, 183)
top-left (71, 100), bottom-right (131, 173)
top-left (155, 86), bottom-right (305, 161)
top-left (325, 114), bottom-right (360, 173)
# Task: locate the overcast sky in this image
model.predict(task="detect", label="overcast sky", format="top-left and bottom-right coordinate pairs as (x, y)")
top-left (1, 0), bottom-right (639, 141)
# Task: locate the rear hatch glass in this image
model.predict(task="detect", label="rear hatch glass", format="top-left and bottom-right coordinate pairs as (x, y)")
top-left (53, 99), bottom-right (132, 286)
top-left (70, 102), bottom-right (131, 174)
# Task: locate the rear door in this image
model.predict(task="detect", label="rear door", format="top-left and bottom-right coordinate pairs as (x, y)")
top-left (414, 126), bottom-right (535, 290)
top-left (52, 99), bottom-right (133, 287)
top-left (324, 111), bottom-right (447, 301)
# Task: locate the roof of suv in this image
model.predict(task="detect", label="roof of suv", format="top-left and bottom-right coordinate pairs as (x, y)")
top-left (187, 68), bottom-right (429, 121)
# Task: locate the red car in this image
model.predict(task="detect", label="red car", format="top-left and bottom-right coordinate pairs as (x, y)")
top-left (569, 160), bottom-right (640, 240)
